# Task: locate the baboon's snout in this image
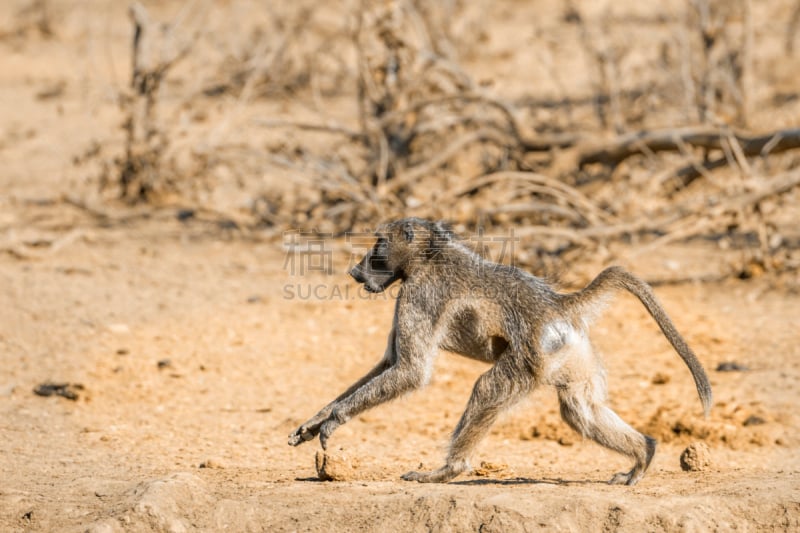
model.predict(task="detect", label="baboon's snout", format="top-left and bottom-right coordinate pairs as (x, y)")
top-left (349, 263), bottom-right (367, 283)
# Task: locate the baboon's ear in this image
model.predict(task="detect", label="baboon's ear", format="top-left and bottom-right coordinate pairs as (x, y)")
top-left (402, 221), bottom-right (415, 242)
top-left (434, 220), bottom-right (455, 239)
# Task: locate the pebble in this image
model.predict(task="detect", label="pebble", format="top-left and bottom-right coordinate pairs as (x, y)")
top-left (680, 442), bottom-right (711, 471)
top-left (198, 458), bottom-right (225, 469)
top-left (107, 324), bottom-right (130, 334)
top-left (315, 451), bottom-right (358, 481)
top-left (743, 415), bottom-right (766, 426)
top-left (716, 362), bottom-right (749, 372)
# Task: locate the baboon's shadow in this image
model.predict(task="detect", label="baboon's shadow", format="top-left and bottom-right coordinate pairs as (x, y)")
top-left (294, 476), bottom-right (602, 485)
top-left (452, 477), bottom-right (601, 486)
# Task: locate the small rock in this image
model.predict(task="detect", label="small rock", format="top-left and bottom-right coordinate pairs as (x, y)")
top-left (652, 372), bottom-right (671, 385)
top-left (558, 435), bottom-right (576, 446)
top-left (107, 323), bottom-right (130, 334)
top-left (176, 209), bottom-right (195, 221)
top-left (198, 458), bottom-right (225, 469)
top-left (84, 519), bottom-right (117, 533)
top-left (33, 382), bottom-right (84, 401)
top-left (473, 461), bottom-right (511, 477)
top-left (405, 196), bottom-right (422, 208)
top-left (131, 473), bottom-right (207, 533)
top-left (738, 262), bottom-right (764, 279)
top-left (315, 451), bottom-right (358, 481)
top-left (716, 362), bottom-right (749, 372)
top-left (157, 359), bottom-right (172, 370)
top-left (743, 415), bottom-right (766, 426)
top-left (217, 219), bottom-right (239, 231)
top-left (680, 442), bottom-right (711, 472)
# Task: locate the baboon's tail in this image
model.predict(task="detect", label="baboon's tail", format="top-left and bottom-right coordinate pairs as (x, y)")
top-left (566, 266), bottom-right (712, 417)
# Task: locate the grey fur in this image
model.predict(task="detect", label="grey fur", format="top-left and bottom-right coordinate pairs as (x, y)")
top-left (288, 218), bottom-right (712, 485)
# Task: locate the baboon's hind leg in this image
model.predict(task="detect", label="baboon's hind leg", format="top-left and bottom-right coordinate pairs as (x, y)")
top-left (556, 363), bottom-right (656, 485)
top-left (402, 354), bottom-right (534, 483)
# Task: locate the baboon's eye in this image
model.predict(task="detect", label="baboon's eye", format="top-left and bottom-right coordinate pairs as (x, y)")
top-left (402, 223), bottom-right (414, 242)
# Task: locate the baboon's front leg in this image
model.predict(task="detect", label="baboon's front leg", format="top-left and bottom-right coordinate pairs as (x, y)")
top-left (288, 328), bottom-right (396, 446)
top-left (402, 355), bottom-right (533, 483)
top-left (288, 357), bottom-right (392, 446)
top-left (317, 359), bottom-right (427, 449)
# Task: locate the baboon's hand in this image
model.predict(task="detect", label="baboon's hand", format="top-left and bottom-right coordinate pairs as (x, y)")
top-left (288, 418), bottom-right (325, 446)
top-left (318, 415), bottom-right (342, 451)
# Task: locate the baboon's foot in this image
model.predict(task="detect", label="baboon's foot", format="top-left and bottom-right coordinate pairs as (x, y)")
top-left (401, 462), bottom-right (466, 483)
top-left (608, 436), bottom-right (656, 486)
top-left (608, 469), bottom-right (640, 485)
top-left (609, 460), bottom-right (652, 485)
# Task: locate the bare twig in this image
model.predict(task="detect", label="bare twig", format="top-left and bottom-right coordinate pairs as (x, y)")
top-left (384, 128), bottom-right (513, 194)
top-left (448, 171), bottom-right (616, 226)
top-left (118, 2), bottom-right (198, 201)
top-left (724, 130), bottom-right (753, 178)
top-left (786, 0), bottom-right (800, 54)
top-left (379, 93), bottom-right (581, 152)
top-left (635, 168), bottom-right (800, 253)
top-left (669, 156), bottom-right (729, 187)
top-left (578, 126), bottom-right (800, 168)
top-left (495, 167), bottom-right (800, 257)
top-left (480, 202), bottom-right (586, 224)
top-left (739, 0), bottom-right (753, 127)
top-left (252, 118), bottom-right (364, 141)
top-left (1, 229), bottom-right (87, 260)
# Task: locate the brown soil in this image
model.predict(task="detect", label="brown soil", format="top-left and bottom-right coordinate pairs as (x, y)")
top-left (1, 1), bottom-right (799, 532)
top-left (1, 219), bottom-right (798, 532)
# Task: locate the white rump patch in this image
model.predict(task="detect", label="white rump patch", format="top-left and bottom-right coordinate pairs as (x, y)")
top-left (541, 320), bottom-right (595, 386)
top-left (540, 320), bottom-right (580, 354)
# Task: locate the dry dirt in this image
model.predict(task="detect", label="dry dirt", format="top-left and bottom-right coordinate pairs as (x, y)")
top-left (2, 1), bottom-right (800, 532)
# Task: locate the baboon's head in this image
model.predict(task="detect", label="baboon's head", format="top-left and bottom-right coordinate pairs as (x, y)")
top-left (349, 218), bottom-right (454, 293)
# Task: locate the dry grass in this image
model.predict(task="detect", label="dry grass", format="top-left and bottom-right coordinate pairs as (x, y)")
top-left (55, 0), bottom-right (800, 281)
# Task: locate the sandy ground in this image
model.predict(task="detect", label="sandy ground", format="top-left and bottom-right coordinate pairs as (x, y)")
top-left (0, 216), bottom-right (799, 532)
top-left (1, 1), bottom-right (800, 531)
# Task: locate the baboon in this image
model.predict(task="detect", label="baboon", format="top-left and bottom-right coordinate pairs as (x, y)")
top-left (288, 218), bottom-right (712, 485)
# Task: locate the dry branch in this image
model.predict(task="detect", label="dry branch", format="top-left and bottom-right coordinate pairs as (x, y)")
top-left (448, 171), bottom-right (615, 226)
top-left (1, 229), bottom-right (87, 260)
top-left (380, 93), bottom-right (581, 152)
top-left (383, 128), bottom-right (513, 194)
top-left (66, 0), bottom-right (798, 282)
top-left (578, 127), bottom-right (800, 168)
top-left (787, 0), bottom-right (800, 54)
top-left (253, 118), bottom-right (364, 141)
top-left (636, 167), bottom-right (800, 254)
top-left (515, 167), bottom-right (800, 252)
top-left (118, 2), bottom-right (195, 201)
top-left (479, 202), bottom-right (585, 224)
